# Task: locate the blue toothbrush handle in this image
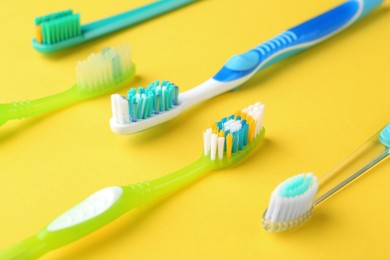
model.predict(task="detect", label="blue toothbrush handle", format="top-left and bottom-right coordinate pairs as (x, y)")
top-left (82, 0), bottom-right (195, 38)
top-left (213, 0), bottom-right (383, 82)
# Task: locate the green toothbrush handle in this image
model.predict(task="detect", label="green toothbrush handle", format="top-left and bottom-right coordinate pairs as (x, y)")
top-left (0, 86), bottom-right (80, 126)
top-left (1, 157), bottom-right (212, 259)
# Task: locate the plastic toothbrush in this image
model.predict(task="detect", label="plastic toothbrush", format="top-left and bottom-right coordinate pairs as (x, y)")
top-left (110, 0), bottom-right (383, 135)
top-left (0, 102), bottom-right (265, 259)
top-left (262, 123), bottom-right (390, 232)
top-left (0, 44), bottom-right (135, 127)
top-left (33, 0), bottom-right (195, 54)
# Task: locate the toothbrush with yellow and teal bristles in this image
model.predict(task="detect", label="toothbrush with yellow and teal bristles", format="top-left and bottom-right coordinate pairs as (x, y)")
top-left (0, 44), bottom-right (135, 127)
top-left (262, 123), bottom-right (390, 232)
top-left (33, 0), bottom-right (196, 54)
top-left (0, 102), bottom-right (265, 259)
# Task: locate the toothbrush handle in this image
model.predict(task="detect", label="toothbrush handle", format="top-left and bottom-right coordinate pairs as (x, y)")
top-left (0, 157), bottom-right (212, 258)
top-left (0, 86), bottom-right (80, 126)
top-left (82, 0), bottom-right (195, 38)
top-left (315, 148), bottom-right (389, 206)
top-left (213, 0), bottom-right (383, 83)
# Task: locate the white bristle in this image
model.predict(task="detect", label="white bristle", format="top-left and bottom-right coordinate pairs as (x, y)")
top-left (217, 137), bottom-right (225, 159)
top-left (111, 94), bottom-right (130, 124)
top-left (210, 134), bottom-right (218, 160)
top-left (76, 44), bottom-right (132, 93)
top-left (203, 128), bottom-right (212, 156)
top-left (264, 173), bottom-right (318, 224)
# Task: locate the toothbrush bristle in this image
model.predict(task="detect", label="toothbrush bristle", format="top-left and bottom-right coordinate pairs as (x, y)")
top-left (111, 80), bottom-right (179, 124)
top-left (262, 173), bottom-right (318, 232)
top-left (76, 44), bottom-right (134, 96)
top-left (35, 10), bottom-right (81, 44)
top-left (203, 102), bottom-right (265, 160)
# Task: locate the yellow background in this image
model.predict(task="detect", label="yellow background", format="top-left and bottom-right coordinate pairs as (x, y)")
top-left (1, 0), bottom-right (389, 259)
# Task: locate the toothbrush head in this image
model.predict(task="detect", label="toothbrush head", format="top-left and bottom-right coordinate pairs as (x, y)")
top-left (203, 102), bottom-right (265, 168)
top-left (76, 44), bottom-right (135, 99)
top-left (262, 173), bottom-right (318, 232)
top-left (110, 80), bottom-right (181, 134)
top-left (33, 10), bottom-right (84, 53)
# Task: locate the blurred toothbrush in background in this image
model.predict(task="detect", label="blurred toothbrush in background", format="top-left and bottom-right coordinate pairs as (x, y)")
top-left (33, 0), bottom-right (196, 54)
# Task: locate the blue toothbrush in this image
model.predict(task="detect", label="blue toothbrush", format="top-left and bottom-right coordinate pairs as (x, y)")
top-left (110, 0), bottom-right (384, 135)
top-left (33, 0), bottom-right (195, 54)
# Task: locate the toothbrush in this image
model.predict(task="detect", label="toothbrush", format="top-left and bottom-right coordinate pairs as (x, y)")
top-left (0, 102), bottom-right (265, 259)
top-left (0, 44), bottom-right (135, 127)
top-left (110, 0), bottom-right (383, 135)
top-left (33, 0), bottom-right (195, 54)
top-left (262, 123), bottom-right (390, 232)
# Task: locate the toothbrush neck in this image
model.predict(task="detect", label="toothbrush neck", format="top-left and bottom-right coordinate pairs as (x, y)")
top-left (179, 78), bottom-right (242, 109)
top-left (148, 156), bottom-right (214, 199)
top-left (1, 86), bottom-right (80, 121)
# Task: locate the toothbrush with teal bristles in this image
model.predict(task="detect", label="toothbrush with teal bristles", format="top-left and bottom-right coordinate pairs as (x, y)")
top-left (262, 123), bottom-right (390, 232)
top-left (0, 44), bottom-right (135, 127)
top-left (110, 0), bottom-right (383, 135)
top-left (33, 0), bottom-right (195, 54)
top-left (0, 102), bottom-right (265, 259)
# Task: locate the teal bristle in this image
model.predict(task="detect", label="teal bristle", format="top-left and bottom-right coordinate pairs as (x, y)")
top-left (124, 80), bottom-right (179, 122)
top-left (136, 97), bottom-right (142, 119)
top-left (35, 10), bottom-right (73, 25)
top-left (243, 124), bottom-right (249, 145)
top-left (38, 11), bottom-right (82, 44)
top-left (279, 175), bottom-right (312, 198)
top-left (238, 129), bottom-right (244, 150)
top-left (232, 132), bottom-right (238, 153)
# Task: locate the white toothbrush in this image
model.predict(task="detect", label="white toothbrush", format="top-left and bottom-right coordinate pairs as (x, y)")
top-left (110, 0), bottom-right (383, 134)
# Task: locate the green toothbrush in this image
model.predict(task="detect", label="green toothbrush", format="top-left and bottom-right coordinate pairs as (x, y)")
top-left (0, 44), bottom-right (135, 127)
top-left (0, 102), bottom-right (265, 259)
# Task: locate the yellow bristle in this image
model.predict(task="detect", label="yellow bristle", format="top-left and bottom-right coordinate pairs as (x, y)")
top-left (241, 112), bottom-right (247, 120)
top-left (247, 117), bottom-right (254, 142)
top-left (218, 130), bottom-right (225, 137)
top-left (36, 25), bottom-right (43, 44)
top-left (235, 111), bottom-right (241, 119)
top-left (226, 133), bottom-right (233, 159)
top-left (212, 124), bottom-right (218, 134)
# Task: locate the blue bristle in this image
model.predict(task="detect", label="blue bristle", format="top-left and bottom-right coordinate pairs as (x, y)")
top-left (229, 115), bottom-right (235, 120)
top-left (236, 116), bottom-right (241, 121)
top-left (162, 80), bottom-right (167, 86)
top-left (138, 87), bottom-right (144, 95)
